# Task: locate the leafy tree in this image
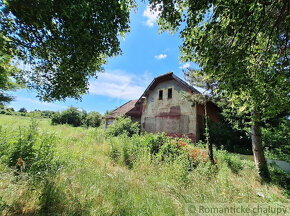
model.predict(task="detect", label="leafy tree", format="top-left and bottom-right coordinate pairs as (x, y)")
top-left (149, 0), bottom-right (289, 179)
top-left (51, 107), bottom-right (101, 128)
top-left (51, 112), bottom-right (62, 125)
top-left (0, 0), bottom-right (136, 101)
top-left (53, 107), bottom-right (83, 127)
top-left (209, 121), bottom-right (252, 155)
top-left (0, 33), bottom-right (20, 104)
top-left (106, 116), bottom-right (140, 137)
top-left (18, 107), bottom-right (28, 113)
top-left (183, 69), bottom-right (217, 164)
top-left (85, 111), bottom-right (102, 128)
top-left (263, 117), bottom-right (290, 162)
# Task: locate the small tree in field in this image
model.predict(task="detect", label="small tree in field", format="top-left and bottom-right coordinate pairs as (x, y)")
top-left (184, 69), bottom-right (217, 164)
top-left (85, 112), bottom-right (102, 128)
top-left (18, 107), bottom-right (28, 113)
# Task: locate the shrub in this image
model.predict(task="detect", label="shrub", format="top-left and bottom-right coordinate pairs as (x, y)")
top-left (141, 132), bottom-right (168, 155)
top-left (84, 111), bottom-right (102, 127)
top-left (209, 121), bottom-right (252, 154)
top-left (263, 118), bottom-right (290, 161)
top-left (0, 107), bottom-right (15, 115)
top-left (51, 112), bottom-right (62, 125)
top-left (3, 120), bottom-right (60, 178)
top-left (60, 107), bottom-right (83, 127)
top-left (106, 116), bottom-right (140, 137)
top-left (156, 137), bottom-right (184, 161)
top-left (217, 151), bottom-right (244, 174)
top-left (41, 110), bottom-right (56, 118)
top-left (109, 143), bottom-right (121, 164)
top-left (0, 108), bottom-right (13, 115)
top-left (51, 107), bottom-right (82, 127)
top-left (18, 107), bottom-right (28, 113)
top-left (108, 132), bottom-right (212, 171)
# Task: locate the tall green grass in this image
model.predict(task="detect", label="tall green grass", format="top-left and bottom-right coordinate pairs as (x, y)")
top-left (0, 115), bottom-right (289, 216)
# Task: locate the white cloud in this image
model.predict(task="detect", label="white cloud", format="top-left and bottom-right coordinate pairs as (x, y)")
top-left (179, 62), bottom-right (191, 69)
top-left (143, 4), bottom-right (161, 27)
top-left (155, 54), bottom-right (167, 60)
top-left (89, 70), bottom-right (150, 100)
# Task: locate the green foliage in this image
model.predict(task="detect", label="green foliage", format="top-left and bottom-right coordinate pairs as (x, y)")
top-left (149, 0), bottom-right (289, 179)
top-left (268, 165), bottom-right (290, 196)
top-left (109, 132), bottom-right (201, 173)
top-left (0, 115), bottom-right (289, 215)
top-left (109, 142), bottom-right (121, 164)
top-left (142, 132), bottom-right (168, 155)
top-left (149, 0), bottom-right (290, 126)
top-left (0, 107), bottom-right (58, 119)
top-left (0, 0), bottom-right (136, 101)
top-left (219, 152), bottom-right (244, 174)
top-left (149, 0), bottom-right (289, 123)
top-left (104, 110), bottom-right (113, 117)
top-left (209, 121), bottom-right (252, 154)
top-left (0, 106), bottom-right (13, 115)
top-left (263, 118), bottom-right (290, 161)
top-left (51, 107), bottom-right (83, 127)
top-left (51, 112), bottom-right (62, 125)
top-left (106, 116), bottom-right (140, 137)
top-left (18, 107), bottom-right (27, 113)
top-left (0, 33), bottom-right (21, 104)
top-left (84, 111), bottom-right (102, 128)
top-left (51, 107), bottom-right (102, 128)
top-left (40, 110), bottom-right (56, 118)
top-left (60, 107), bottom-right (82, 127)
top-left (0, 120), bottom-right (59, 179)
top-left (156, 137), bottom-right (185, 161)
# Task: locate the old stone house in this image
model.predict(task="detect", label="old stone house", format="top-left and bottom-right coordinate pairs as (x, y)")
top-left (104, 72), bottom-right (221, 142)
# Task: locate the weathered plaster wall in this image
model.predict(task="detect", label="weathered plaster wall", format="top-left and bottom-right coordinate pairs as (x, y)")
top-left (141, 80), bottom-right (197, 140)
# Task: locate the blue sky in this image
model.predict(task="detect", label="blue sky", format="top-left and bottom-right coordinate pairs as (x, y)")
top-left (8, 2), bottom-right (197, 114)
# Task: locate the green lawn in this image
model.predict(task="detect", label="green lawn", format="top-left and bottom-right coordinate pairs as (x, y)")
top-left (0, 115), bottom-right (289, 215)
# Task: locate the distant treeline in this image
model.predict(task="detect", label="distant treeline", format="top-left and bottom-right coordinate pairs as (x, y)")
top-left (0, 105), bottom-right (103, 128)
top-left (51, 107), bottom-right (102, 128)
top-left (0, 105), bottom-right (56, 118)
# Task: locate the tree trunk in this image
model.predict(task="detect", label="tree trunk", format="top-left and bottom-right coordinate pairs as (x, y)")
top-left (205, 102), bottom-right (214, 164)
top-left (251, 115), bottom-right (271, 180)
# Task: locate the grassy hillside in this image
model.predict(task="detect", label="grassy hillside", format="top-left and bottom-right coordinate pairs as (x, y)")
top-left (0, 115), bottom-right (289, 215)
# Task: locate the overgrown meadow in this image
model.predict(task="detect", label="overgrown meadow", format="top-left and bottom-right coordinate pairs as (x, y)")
top-left (0, 115), bottom-right (289, 216)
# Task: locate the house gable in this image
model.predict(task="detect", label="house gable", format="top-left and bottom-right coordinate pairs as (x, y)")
top-left (104, 72), bottom-right (221, 141)
top-left (140, 78), bottom-right (197, 140)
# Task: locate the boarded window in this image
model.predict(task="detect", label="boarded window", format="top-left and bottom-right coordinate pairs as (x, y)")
top-left (168, 88), bottom-right (172, 99)
top-left (159, 90), bottom-right (163, 100)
